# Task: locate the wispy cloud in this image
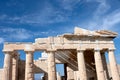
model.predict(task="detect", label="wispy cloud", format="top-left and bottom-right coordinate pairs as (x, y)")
top-left (0, 27), bottom-right (57, 42)
top-left (94, 0), bottom-right (110, 17)
top-left (0, 0), bottom-right (83, 26)
top-left (0, 28), bottom-right (32, 40)
top-left (81, 0), bottom-right (120, 32)
top-left (86, 9), bottom-right (120, 31)
top-left (58, 0), bottom-right (81, 10)
top-left (0, 38), bottom-right (4, 44)
top-left (0, 2), bottom-right (70, 26)
top-left (101, 10), bottom-right (120, 30)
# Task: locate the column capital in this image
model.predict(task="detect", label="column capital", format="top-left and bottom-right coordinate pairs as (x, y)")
top-left (77, 49), bottom-right (85, 52)
top-left (108, 48), bottom-right (115, 52)
top-left (3, 49), bottom-right (14, 53)
top-left (4, 51), bottom-right (14, 55)
top-left (94, 48), bottom-right (101, 52)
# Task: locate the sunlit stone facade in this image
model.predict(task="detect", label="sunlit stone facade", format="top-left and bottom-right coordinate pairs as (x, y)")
top-left (0, 27), bottom-right (120, 80)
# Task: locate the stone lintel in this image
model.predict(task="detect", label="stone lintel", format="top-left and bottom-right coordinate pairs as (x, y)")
top-left (24, 49), bottom-right (35, 52)
top-left (3, 43), bottom-right (35, 51)
top-left (77, 49), bottom-right (85, 52)
top-left (3, 49), bottom-right (14, 52)
top-left (46, 49), bottom-right (57, 52)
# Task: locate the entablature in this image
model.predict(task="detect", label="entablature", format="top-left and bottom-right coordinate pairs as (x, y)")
top-left (2, 27), bottom-right (117, 52)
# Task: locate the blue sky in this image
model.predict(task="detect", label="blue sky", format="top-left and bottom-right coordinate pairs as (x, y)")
top-left (0, 0), bottom-right (120, 71)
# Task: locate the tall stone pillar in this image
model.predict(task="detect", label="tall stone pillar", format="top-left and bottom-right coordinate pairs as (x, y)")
top-left (108, 49), bottom-right (120, 80)
top-left (3, 52), bottom-right (12, 80)
top-left (101, 52), bottom-right (109, 80)
top-left (94, 50), bottom-right (105, 80)
top-left (67, 66), bottom-right (74, 80)
top-left (12, 52), bottom-right (19, 80)
top-left (47, 51), bottom-right (56, 80)
top-left (77, 50), bottom-right (87, 80)
top-left (57, 72), bottom-right (62, 80)
top-left (25, 51), bottom-right (34, 80)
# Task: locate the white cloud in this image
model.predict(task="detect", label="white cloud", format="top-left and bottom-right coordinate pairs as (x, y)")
top-left (0, 28), bottom-right (32, 40)
top-left (81, 0), bottom-right (120, 32)
top-left (86, 9), bottom-right (120, 31)
top-left (0, 38), bottom-right (4, 44)
top-left (94, 0), bottom-right (110, 18)
top-left (101, 10), bottom-right (120, 30)
top-left (0, 2), bottom-right (70, 26)
top-left (9, 29), bottom-right (32, 40)
top-left (59, 0), bottom-right (81, 10)
top-left (0, 27), bottom-right (58, 41)
top-left (0, 0), bottom-right (82, 26)
top-left (0, 14), bottom-right (7, 20)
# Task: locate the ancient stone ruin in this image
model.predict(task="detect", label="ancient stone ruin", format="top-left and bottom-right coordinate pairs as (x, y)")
top-left (1, 27), bottom-right (120, 80)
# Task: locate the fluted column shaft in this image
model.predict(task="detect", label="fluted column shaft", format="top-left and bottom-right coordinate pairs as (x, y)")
top-left (108, 50), bottom-right (120, 80)
top-left (94, 50), bottom-right (105, 80)
top-left (67, 66), bottom-right (74, 80)
top-left (101, 52), bottom-right (109, 80)
top-left (57, 72), bottom-right (62, 80)
top-left (25, 51), bottom-right (34, 80)
top-left (47, 51), bottom-right (56, 80)
top-left (12, 53), bottom-right (19, 80)
top-left (77, 50), bottom-right (87, 80)
top-left (3, 52), bottom-right (12, 80)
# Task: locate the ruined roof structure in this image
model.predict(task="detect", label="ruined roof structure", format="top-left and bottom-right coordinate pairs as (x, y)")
top-left (1, 27), bottom-right (120, 80)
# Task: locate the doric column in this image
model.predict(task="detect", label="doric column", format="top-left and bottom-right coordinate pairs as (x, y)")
top-left (57, 72), bottom-right (62, 80)
top-left (67, 66), bottom-right (74, 80)
top-left (3, 52), bottom-right (12, 80)
top-left (77, 50), bottom-right (87, 80)
top-left (94, 50), bottom-right (105, 80)
top-left (47, 51), bottom-right (56, 80)
top-left (108, 49), bottom-right (120, 80)
top-left (101, 52), bottom-right (109, 80)
top-left (12, 51), bottom-right (19, 80)
top-left (25, 51), bottom-right (34, 80)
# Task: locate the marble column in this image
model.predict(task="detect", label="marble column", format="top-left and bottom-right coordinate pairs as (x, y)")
top-left (101, 52), bottom-right (109, 80)
top-left (67, 66), bottom-right (74, 80)
top-left (94, 50), bottom-right (105, 80)
top-left (47, 51), bottom-right (56, 80)
top-left (108, 49), bottom-right (120, 80)
top-left (25, 51), bottom-right (34, 80)
top-left (12, 52), bottom-right (19, 80)
top-left (57, 72), bottom-right (62, 80)
top-left (77, 50), bottom-right (87, 80)
top-left (3, 52), bottom-right (12, 80)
